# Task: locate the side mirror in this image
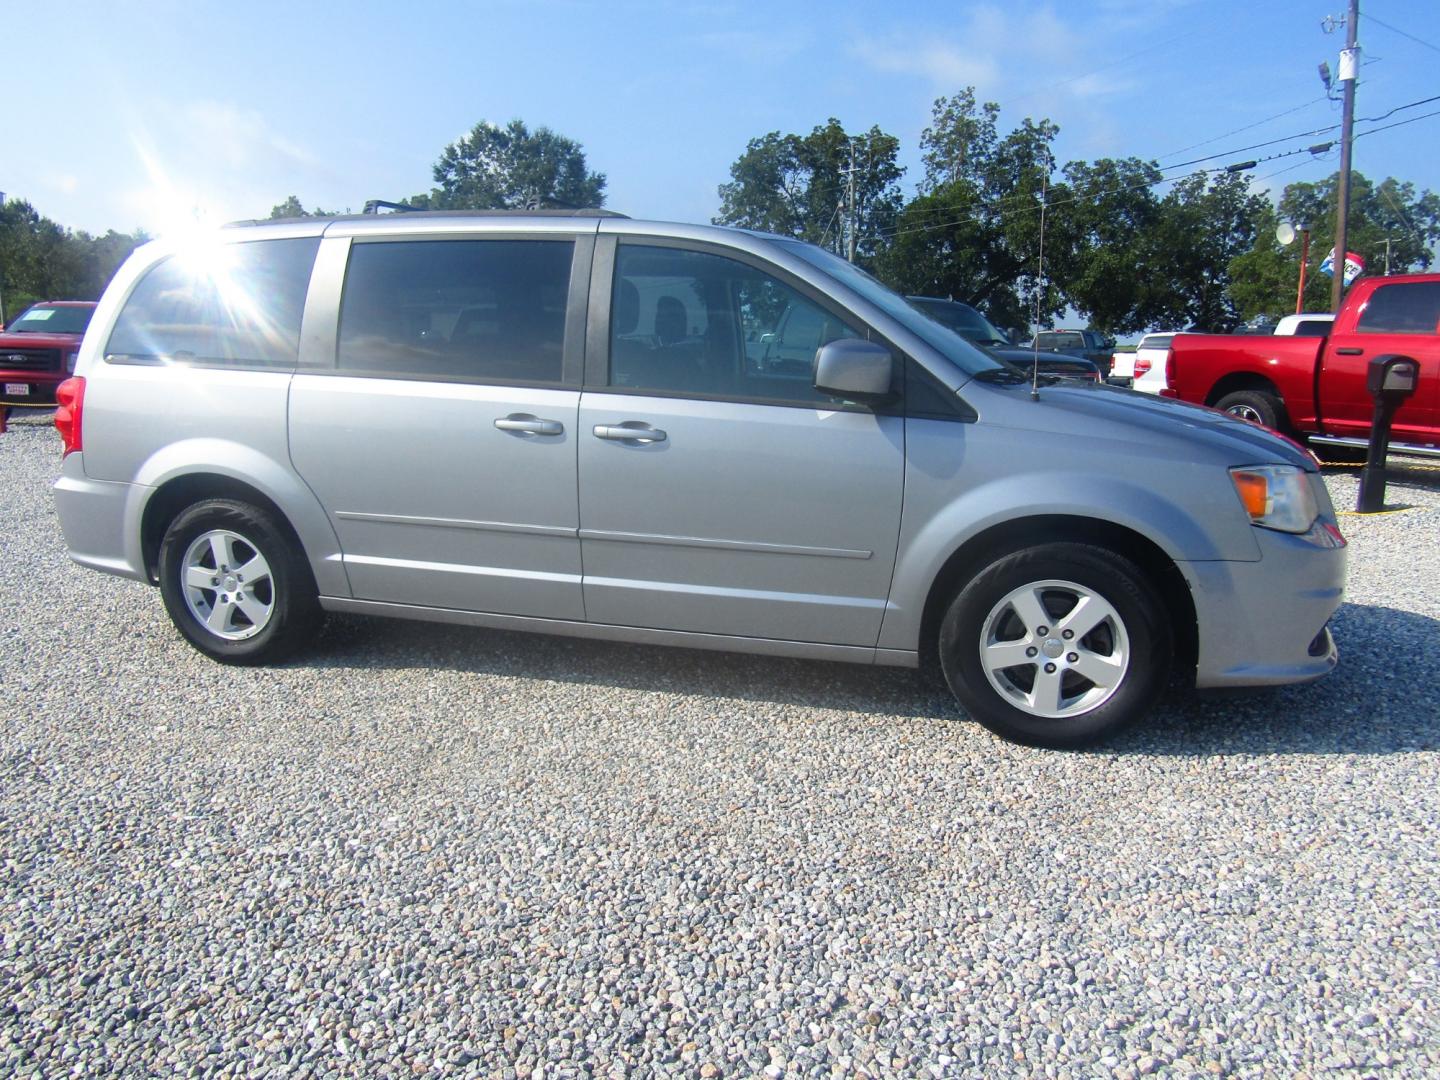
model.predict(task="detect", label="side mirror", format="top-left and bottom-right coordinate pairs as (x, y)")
top-left (814, 338), bottom-right (893, 398)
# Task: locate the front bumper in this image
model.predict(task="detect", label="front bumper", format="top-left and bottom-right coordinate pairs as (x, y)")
top-left (1, 376), bottom-right (61, 405)
top-left (1184, 520), bottom-right (1346, 689)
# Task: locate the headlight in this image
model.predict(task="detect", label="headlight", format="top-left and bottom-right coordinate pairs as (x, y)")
top-left (1229, 464), bottom-right (1319, 533)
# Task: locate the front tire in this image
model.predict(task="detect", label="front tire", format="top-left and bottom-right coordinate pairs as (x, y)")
top-left (158, 499), bottom-right (321, 664)
top-left (939, 543), bottom-right (1172, 749)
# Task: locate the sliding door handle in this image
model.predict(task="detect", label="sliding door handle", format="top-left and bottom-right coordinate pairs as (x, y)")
top-left (593, 422), bottom-right (667, 444)
top-left (495, 414), bottom-right (564, 436)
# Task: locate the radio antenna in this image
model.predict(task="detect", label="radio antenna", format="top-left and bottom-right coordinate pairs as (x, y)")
top-left (1030, 169), bottom-right (1049, 401)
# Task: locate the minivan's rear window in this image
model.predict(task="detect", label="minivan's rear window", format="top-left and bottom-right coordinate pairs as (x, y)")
top-left (107, 237), bottom-right (319, 369)
top-left (337, 240), bottom-right (573, 384)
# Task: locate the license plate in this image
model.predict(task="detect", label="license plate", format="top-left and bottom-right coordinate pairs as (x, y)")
top-left (4, 383), bottom-right (29, 396)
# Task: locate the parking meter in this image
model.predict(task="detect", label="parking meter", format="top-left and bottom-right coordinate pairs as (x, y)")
top-left (1356, 354), bottom-right (1420, 513)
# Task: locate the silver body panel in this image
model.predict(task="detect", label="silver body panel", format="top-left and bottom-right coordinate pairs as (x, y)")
top-left (577, 393), bottom-right (903, 645)
top-left (55, 214), bottom-right (1346, 693)
top-left (289, 377), bottom-right (585, 619)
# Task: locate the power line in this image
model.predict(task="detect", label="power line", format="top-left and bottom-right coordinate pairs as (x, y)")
top-left (1155, 97), bottom-right (1331, 161)
top-left (1354, 106), bottom-right (1440, 140)
top-left (1357, 93), bottom-right (1440, 123)
top-left (1366, 12), bottom-right (1440, 54)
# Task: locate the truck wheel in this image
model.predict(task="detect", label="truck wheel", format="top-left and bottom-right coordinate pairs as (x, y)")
top-left (938, 543), bottom-right (1172, 750)
top-left (158, 499), bottom-right (321, 665)
top-left (1215, 389), bottom-right (1284, 431)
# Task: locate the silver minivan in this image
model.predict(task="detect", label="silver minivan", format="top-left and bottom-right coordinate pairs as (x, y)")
top-left (53, 212), bottom-right (1345, 748)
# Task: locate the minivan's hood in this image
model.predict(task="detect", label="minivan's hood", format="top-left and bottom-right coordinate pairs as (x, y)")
top-left (972, 380), bottom-right (1316, 470)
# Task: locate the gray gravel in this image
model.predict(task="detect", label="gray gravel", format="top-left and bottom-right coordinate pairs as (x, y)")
top-left (2, 412), bottom-right (1438, 1078)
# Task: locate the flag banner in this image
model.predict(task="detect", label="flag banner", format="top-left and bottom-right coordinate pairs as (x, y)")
top-left (1319, 248), bottom-right (1365, 286)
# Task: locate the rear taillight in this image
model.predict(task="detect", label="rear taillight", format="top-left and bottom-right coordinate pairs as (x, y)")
top-left (55, 376), bottom-right (85, 456)
top-left (1134, 356), bottom-right (1152, 376)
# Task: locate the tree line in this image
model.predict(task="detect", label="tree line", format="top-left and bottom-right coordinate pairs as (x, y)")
top-left (3, 100), bottom-right (1436, 335)
top-left (715, 90), bottom-right (1439, 334)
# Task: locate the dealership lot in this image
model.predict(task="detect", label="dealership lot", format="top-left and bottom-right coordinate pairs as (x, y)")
top-left (2, 416), bottom-right (1437, 1077)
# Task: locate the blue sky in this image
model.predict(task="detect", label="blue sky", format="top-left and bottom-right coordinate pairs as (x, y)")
top-left (10, 0), bottom-right (1439, 236)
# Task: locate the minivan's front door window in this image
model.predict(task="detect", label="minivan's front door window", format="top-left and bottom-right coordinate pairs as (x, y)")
top-left (609, 245), bottom-right (862, 405)
top-left (338, 240), bottom-right (573, 384)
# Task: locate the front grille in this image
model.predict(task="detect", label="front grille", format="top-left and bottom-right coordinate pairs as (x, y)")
top-left (0, 348), bottom-right (61, 371)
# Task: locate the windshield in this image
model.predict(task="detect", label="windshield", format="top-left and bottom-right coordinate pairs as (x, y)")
top-left (778, 242), bottom-right (1004, 377)
top-left (6, 304), bottom-right (94, 335)
top-left (906, 298), bottom-right (1009, 346)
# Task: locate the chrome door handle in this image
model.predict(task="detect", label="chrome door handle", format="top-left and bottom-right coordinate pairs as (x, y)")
top-left (495, 414), bottom-right (564, 436)
top-left (593, 422), bottom-right (667, 444)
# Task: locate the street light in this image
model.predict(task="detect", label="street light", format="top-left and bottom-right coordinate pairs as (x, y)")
top-left (1276, 220), bottom-right (1313, 314)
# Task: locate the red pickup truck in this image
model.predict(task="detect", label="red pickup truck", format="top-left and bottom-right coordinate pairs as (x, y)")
top-left (0, 301), bottom-right (97, 406)
top-left (1163, 274), bottom-right (1439, 457)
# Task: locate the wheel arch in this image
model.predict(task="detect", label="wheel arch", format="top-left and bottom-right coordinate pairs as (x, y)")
top-left (1204, 372), bottom-right (1281, 409)
top-left (917, 514), bottom-right (1197, 677)
top-left (142, 474), bottom-right (303, 585)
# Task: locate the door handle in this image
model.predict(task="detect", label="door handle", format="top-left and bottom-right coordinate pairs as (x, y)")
top-left (1335, 347), bottom-right (1364, 356)
top-left (495, 414), bottom-right (564, 436)
top-left (593, 422), bottom-right (667, 444)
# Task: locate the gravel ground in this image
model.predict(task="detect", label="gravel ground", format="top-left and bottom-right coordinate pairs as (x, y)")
top-left (2, 412), bottom-right (1437, 1078)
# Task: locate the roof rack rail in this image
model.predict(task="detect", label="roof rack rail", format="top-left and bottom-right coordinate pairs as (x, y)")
top-left (225, 206), bottom-right (629, 228)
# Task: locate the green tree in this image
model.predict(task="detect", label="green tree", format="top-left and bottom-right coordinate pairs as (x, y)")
top-left (872, 92), bottom-right (1063, 333)
top-left (414, 119), bottom-right (606, 210)
top-left (0, 198), bottom-right (146, 318)
top-left (1049, 158), bottom-right (1167, 335)
top-left (1229, 171), bottom-right (1440, 319)
top-left (1137, 172), bottom-right (1267, 332)
top-left (715, 119), bottom-right (903, 262)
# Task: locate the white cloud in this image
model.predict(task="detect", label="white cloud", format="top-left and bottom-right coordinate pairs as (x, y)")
top-left (851, 4), bottom-right (1159, 163)
top-left (115, 98), bottom-right (334, 234)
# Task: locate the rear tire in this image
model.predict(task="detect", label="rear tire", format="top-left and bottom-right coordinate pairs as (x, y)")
top-left (1215, 388), bottom-right (1285, 431)
top-left (158, 499), bottom-right (321, 664)
top-left (938, 542), bottom-right (1172, 749)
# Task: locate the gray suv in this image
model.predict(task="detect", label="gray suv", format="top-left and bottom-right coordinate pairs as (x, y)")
top-left (53, 212), bottom-right (1345, 748)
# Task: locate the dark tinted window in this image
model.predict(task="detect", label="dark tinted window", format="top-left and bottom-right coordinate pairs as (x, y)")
top-left (779, 241), bottom-right (1004, 377)
top-left (338, 240), bottom-right (572, 383)
top-left (1356, 282), bottom-right (1440, 334)
top-left (1294, 320), bottom-right (1333, 337)
top-left (8, 304), bottom-right (94, 335)
top-left (610, 245), bottom-right (862, 405)
top-left (1037, 331), bottom-right (1085, 350)
top-left (107, 238), bottom-right (319, 368)
top-left (908, 299), bottom-right (1005, 344)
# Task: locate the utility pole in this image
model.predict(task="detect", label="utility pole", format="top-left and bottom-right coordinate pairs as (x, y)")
top-left (1331, 0), bottom-right (1359, 312)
